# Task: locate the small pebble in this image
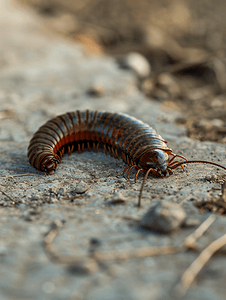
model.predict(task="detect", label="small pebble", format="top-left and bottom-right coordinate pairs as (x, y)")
top-left (85, 192), bottom-right (92, 197)
top-left (194, 119), bottom-right (211, 130)
top-left (211, 119), bottom-right (224, 129)
top-left (67, 258), bottom-right (98, 275)
top-left (205, 174), bottom-right (217, 181)
top-left (49, 187), bottom-right (57, 194)
top-left (89, 238), bottom-right (102, 247)
top-left (32, 195), bottom-right (41, 201)
top-left (157, 72), bottom-right (181, 97)
top-left (18, 199), bottom-right (26, 204)
top-left (110, 192), bottom-right (126, 205)
top-left (140, 201), bottom-right (187, 233)
top-left (118, 178), bottom-right (126, 183)
top-left (25, 216), bottom-right (36, 222)
top-left (57, 187), bottom-right (66, 196)
top-left (152, 89), bottom-right (169, 101)
top-left (120, 52), bottom-right (151, 79)
top-left (119, 184), bottom-right (126, 189)
top-left (141, 78), bottom-right (154, 94)
top-left (87, 85), bottom-right (104, 97)
top-left (49, 196), bottom-right (58, 203)
top-left (30, 207), bottom-right (42, 215)
top-left (73, 181), bottom-right (89, 194)
top-left (210, 97), bottom-right (224, 109)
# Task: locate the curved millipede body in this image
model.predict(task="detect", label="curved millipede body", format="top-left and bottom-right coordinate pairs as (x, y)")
top-left (28, 110), bottom-right (226, 206)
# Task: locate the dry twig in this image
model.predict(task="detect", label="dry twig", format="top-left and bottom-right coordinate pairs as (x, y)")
top-left (43, 216), bottom-right (216, 267)
top-left (174, 231), bottom-right (226, 297)
top-left (182, 215), bottom-right (216, 248)
top-left (0, 188), bottom-right (15, 203)
top-left (0, 174), bottom-right (34, 179)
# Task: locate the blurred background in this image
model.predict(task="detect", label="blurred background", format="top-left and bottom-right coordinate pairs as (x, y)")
top-left (16, 0), bottom-right (226, 144)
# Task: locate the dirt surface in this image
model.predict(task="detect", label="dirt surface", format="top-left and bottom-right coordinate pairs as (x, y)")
top-left (0, 1), bottom-right (226, 300)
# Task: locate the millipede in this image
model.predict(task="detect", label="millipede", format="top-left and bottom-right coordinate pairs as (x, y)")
top-left (28, 110), bottom-right (226, 206)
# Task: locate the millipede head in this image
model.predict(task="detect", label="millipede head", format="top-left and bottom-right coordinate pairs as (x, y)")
top-left (41, 155), bottom-right (60, 174)
top-left (138, 149), bottom-right (169, 175)
top-left (137, 159), bottom-right (226, 208)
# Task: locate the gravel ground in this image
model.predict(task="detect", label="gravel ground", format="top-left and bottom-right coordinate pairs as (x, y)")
top-left (0, 1), bottom-right (226, 300)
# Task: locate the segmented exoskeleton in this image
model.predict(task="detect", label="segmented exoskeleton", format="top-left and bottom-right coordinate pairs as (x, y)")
top-left (28, 110), bottom-right (226, 206)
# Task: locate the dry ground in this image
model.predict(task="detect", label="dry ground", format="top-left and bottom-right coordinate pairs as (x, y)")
top-left (0, 1), bottom-right (226, 299)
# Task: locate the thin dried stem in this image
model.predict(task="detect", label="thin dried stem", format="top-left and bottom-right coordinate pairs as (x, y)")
top-left (43, 216), bottom-right (216, 267)
top-left (94, 215), bottom-right (216, 261)
top-left (44, 228), bottom-right (85, 264)
top-left (0, 174), bottom-right (34, 179)
top-left (182, 215), bottom-right (216, 248)
top-left (93, 245), bottom-right (180, 261)
top-left (0, 188), bottom-right (15, 202)
top-left (175, 231), bottom-right (226, 297)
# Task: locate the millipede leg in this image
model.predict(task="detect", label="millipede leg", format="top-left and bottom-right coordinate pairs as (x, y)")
top-left (169, 160), bottom-right (179, 166)
top-left (167, 167), bottom-right (173, 175)
top-left (104, 144), bottom-right (107, 154)
top-left (111, 147), bottom-right (115, 157)
top-left (126, 166), bottom-right (134, 179)
top-left (107, 145), bottom-right (112, 156)
top-left (123, 166), bottom-right (130, 178)
top-left (87, 142), bottom-right (91, 151)
top-left (168, 154), bottom-right (177, 164)
top-left (135, 168), bottom-right (146, 183)
top-left (169, 160), bottom-right (185, 171)
top-left (57, 153), bottom-right (62, 162)
top-left (53, 156), bottom-right (60, 164)
top-left (127, 165), bottom-right (139, 179)
top-left (68, 145), bottom-right (72, 155)
top-left (169, 152), bottom-right (187, 162)
top-left (168, 151), bottom-right (186, 171)
top-left (126, 155), bottom-right (130, 165)
top-left (59, 147), bottom-right (65, 159)
top-left (115, 148), bottom-right (119, 159)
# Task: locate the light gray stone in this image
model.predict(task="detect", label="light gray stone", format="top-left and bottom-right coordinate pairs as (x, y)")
top-left (140, 201), bottom-right (187, 233)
